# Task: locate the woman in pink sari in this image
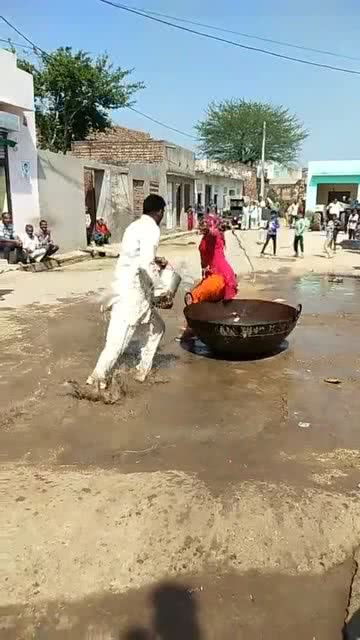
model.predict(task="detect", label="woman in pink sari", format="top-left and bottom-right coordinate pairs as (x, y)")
top-left (185, 217), bottom-right (237, 305)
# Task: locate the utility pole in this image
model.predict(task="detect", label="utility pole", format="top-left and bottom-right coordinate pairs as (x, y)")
top-left (260, 120), bottom-right (266, 200)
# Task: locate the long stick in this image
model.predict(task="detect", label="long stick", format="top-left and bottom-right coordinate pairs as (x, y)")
top-left (231, 228), bottom-right (256, 284)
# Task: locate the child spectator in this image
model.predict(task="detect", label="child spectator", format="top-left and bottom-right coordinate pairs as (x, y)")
top-left (293, 212), bottom-right (306, 258)
top-left (324, 216), bottom-right (335, 258)
top-left (260, 211), bottom-right (280, 257)
top-left (93, 218), bottom-right (111, 245)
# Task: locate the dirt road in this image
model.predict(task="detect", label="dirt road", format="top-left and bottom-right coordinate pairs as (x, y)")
top-left (1, 232), bottom-right (360, 639)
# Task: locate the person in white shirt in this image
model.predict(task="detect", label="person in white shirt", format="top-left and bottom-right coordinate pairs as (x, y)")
top-left (87, 194), bottom-right (167, 389)
top-left (21, 224), bottom-right (47, 262)
top-left (256, 201), bottom-right (262, 228)
top-left (242, 202), bottom-right (250, 230)
top-left (348, 209), bottom-right (359, 240)
top-left (249, 201), bottom-right (258, 229)
top-left (327, 199), bottom-right (342, 219)
top-left (286, 201), bottom-right (298, 227)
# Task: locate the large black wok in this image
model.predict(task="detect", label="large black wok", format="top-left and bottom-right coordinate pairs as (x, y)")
top-left (184, 299), bottom-right (302, 358)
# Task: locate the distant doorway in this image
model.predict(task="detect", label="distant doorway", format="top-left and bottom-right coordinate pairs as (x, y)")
top-left (0, 135), bottom-right (12, 215)
top-left (176, 184), bottom-right (181, 227)
top-left (184, 183), bottom-right (191, 211)
top-left (166, 182), bottom-right (174, 229)
top-left (84, 168), bottom-right (105, 243)
top-left (327, 190), bottom-right (350, 203)
top-left (205, 184), bottom-right (212, 208)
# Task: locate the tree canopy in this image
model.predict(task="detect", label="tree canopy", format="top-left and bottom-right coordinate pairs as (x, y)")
top-left (196, 99), bottom-right (308, 166)
top-left (18, 48), bottom-right (144, 153)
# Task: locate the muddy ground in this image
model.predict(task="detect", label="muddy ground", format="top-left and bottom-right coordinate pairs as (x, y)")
top-left (1, 261), bottom-right (360, 639)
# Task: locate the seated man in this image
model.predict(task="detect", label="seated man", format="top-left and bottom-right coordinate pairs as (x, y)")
top-left (0, 212), bottom-right (22, 263)
top-left (93, 218), bottom-right (111, 245)
top-left (36, 219), bottom-right (59, 257)
top-left (21, 224), bottom-right (48, 263)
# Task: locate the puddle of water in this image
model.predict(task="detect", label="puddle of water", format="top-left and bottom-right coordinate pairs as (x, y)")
top-left (282, 275), bottom-right (360, 314)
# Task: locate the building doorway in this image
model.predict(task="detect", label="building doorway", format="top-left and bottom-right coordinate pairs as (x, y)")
top-left (205, 184), bottom-right (212, 208)
top-left (176, 184), bottom-right (182, 227)
top-left (0, 134), bottom-right (12, 215)
top-left (84, 168), bottom-right (105, 243)
top-left (166, 182), bottom-right (174, 229)
top-left (184, 183), bottom-right (191, 211)
top-left (327, 190), bottom-right (350, 203)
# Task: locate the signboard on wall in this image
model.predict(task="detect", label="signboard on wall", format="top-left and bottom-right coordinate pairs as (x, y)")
top-left (0, 111), bottom-right (20, 132)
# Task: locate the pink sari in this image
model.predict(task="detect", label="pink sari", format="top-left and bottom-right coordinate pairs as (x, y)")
top-left (199, 228), bottom-right (237, 300)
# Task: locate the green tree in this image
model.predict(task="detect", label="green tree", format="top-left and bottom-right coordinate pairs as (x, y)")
top-left (196, 99), bottom-right (307, 166)
top-left (18, 48), bottom-right (144, 153)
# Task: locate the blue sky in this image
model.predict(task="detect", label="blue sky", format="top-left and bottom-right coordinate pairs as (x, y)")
top-left (1, 0), bottom-right (360, 164)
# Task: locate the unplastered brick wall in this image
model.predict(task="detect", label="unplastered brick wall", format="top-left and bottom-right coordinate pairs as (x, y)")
top-left (243, 170), bottom-right (258, 199)
top-left (72, 139), bottom-right (166, 165)
top-left (87, 126), bottom-right (151, 142)
top-left (72, 126), bottom-right (166, 166)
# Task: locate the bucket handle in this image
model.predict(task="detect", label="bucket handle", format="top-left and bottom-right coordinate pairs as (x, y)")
top-left (295, 303), bottom-right (302, 320)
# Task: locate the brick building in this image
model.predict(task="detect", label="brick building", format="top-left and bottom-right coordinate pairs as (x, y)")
top-left (72, 126), bottom-right (195, 230)
top-left (265, 163), bottom-right (307, 204)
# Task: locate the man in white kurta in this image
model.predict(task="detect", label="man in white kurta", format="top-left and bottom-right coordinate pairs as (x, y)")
top-left (87, 195), bottom-right (167, 388)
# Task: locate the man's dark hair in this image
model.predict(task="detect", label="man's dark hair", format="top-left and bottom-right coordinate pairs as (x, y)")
top-left (40, 219), bottom-right (47, 225)
top-left (143, 194), bottom-right (166, 216)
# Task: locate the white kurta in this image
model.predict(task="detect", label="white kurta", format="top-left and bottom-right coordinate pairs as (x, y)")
top-left (243, 206), bottom-right (250, 229)
top-left (20, 233), bottom-right (47, 262)
top-left (90, 215), bottom-right (165, 383)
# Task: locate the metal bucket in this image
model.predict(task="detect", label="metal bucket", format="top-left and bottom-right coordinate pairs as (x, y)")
top-left (156, 265), bottom-right (182, 297)
top-left (154, 265), bottom-right (182, 308)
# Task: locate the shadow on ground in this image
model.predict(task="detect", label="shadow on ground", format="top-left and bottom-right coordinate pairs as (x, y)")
top-left (121, 582), bottom-right (202, 640)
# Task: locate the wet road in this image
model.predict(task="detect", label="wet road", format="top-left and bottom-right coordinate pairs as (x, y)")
top-left (1, 273), bottom-right (360, 639)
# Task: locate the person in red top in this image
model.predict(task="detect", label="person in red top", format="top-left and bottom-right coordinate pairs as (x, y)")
top-left (94, 218), bottom-right (111, 245)
top-left (184, 216), bottom-right (237, 306)
top-left (186, 206), bottom-right (194, 231)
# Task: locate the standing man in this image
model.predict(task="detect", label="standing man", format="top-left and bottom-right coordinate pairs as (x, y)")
top-left (249, 200), bottom-right (258, 229)
top-left (286, 201), bottom-right (298, 227)
top-left (87, 194), bottom-right (167, 389)
top-left (293, 212), bottom-right (306, 258)
top-left (348, 209), bottom-right (359, 240)
top-left (242, 200), bottom-right (250, 230)
top-left (326, 198), bottom-right (342, 222)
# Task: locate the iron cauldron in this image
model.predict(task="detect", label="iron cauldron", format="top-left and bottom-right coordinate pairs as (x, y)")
top-left (184, 299), bottom-right (302, 358)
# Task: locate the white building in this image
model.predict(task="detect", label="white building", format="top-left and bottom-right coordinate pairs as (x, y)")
top-left (306, 160), bottom-right (360, 212)
top-left (195, 159), bottom-right (246, 212)
top-left (0, 49), bottom-right (39, 231)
